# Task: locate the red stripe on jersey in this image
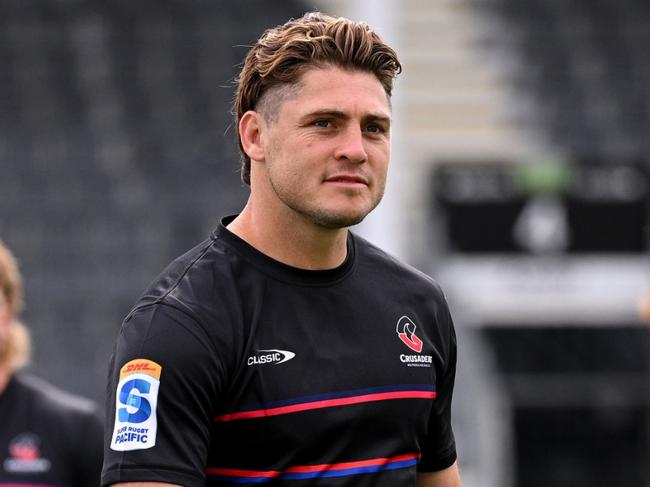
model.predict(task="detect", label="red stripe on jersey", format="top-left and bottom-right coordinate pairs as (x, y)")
top-left (285, 453), bottom-right (420, 473)
top-left (215, 390), bottom-right (435, 422)
top-left (207, 453), bottom-right (421, 478)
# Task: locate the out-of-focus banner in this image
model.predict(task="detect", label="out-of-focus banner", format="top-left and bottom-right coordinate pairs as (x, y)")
top-left (432, 160), bottom-right (649, 254)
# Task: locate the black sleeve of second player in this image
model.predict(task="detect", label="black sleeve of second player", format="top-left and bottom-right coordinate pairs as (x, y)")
top-left (101, 303), bottom-right (228, 487)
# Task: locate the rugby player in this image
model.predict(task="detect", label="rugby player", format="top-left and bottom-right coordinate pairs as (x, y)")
top-left (102, 12), bottom-right (460, 487)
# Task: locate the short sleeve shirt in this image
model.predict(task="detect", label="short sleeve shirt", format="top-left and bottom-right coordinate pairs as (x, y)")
top-left (102, 217), bottom-right (457, 487)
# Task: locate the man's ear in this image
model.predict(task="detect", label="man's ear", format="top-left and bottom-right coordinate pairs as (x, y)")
top-left (239, 111), bottom-right (266, 162)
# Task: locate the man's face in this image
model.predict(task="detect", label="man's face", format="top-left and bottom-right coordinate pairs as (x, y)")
top-left (257, 66), bottom-right (391, 229)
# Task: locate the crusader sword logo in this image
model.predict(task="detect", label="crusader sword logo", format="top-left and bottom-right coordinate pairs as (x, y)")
top-left (396, 316), bottom-right (424, 353)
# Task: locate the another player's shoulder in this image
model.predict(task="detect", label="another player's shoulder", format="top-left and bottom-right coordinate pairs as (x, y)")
top-left (352, 233), bottom-right (445, 298)
top-left (13, 374), bottom-right (99, 419)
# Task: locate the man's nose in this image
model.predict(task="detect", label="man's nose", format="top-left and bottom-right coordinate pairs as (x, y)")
top-left (333, 126), bottom-right (368, 164)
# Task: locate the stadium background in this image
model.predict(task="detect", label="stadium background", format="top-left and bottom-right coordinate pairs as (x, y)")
top-left (0, 0), bottom-right (648, 485)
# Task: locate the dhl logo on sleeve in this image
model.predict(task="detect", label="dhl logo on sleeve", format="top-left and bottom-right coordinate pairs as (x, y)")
top-left (119, 359), bottom-right (162, 381)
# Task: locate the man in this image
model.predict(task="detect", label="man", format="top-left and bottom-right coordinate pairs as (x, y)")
top-left (102, 12), bottom-right (460, 487)
top-left (0, 241), bottom-right (103, 487)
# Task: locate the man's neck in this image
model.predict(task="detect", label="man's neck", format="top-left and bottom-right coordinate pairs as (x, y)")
top-left (227, 205), bottom-right (349, 270)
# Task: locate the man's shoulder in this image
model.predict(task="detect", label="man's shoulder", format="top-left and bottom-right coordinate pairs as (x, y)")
top-left (13, 374), bottom-right (100, 419)
top-left (135, 234), bottom-right (239, 302)
top-left (352, 233), bottom-right (444, 295)
top-left (143, 236), bottom-right (224, 298)
top-left (124, 234), bottom-right (247, 328)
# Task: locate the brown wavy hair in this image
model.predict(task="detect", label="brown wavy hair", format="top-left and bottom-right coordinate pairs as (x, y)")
top-left (233, 12), bottom-right (402, 185)
top-left (0, 241), bottom-right (30, 372)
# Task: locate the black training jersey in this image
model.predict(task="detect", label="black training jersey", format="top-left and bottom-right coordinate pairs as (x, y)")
top-left (102, 216), bottom-right (457, 487)
top-left (0, 374), bottom-right (103, 487)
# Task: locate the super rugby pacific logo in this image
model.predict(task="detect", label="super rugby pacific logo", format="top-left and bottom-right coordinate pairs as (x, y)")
top-left (396, 316), bottom-right (423, 353)
top-left (110, 359), bottom-right (161, 452)
top-left (247, 349), bottom-right (296, 366)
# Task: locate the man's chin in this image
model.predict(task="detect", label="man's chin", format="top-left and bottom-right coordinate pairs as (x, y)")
top-left (308, 208), bottom-right (371, 229)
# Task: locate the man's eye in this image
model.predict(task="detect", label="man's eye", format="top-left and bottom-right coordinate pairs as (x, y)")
top-left (366, 124), bottom-right (384, 134)
top-left (314, 120), bottom-right (331, 128)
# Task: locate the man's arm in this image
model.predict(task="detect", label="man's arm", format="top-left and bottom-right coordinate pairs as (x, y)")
top-left (416, 461), bottom-right (461, 487)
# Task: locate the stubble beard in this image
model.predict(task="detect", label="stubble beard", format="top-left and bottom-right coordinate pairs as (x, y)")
top-left (298, 206), bottom-right (369, 229)
top-left (263, 135), bottom-right (387, 230)
top-left (269, 177), bottom-right (385, 230)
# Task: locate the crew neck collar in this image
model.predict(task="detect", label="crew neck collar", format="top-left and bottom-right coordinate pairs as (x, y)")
top-left (211, 215), bottom-right (356, 287)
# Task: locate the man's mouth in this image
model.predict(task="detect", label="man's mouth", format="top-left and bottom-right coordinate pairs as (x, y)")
top-left (324, 174), bottom-right (369, 186)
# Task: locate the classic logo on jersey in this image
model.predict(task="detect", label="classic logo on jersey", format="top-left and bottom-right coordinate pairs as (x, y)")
top-left (110, 358), bottom-right (161, 452)
top-left (247, 349), bottom-right (296, 366)
top-left (396, 316), bottom-right (424, 352)
top-left (396, 316), bottom-right (433, 367)
top-left (3, 433), bottom-right (51, 473)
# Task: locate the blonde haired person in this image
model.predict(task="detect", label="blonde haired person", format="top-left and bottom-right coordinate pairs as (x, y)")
top-left (103, 12), bottom-right (460, 487)
top-left (0, 242), bottom-right (29, 382)
top-left (0, 241), bottom-right (103, 487)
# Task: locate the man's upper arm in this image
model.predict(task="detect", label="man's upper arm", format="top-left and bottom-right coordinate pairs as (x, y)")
top-left (416, 461), bottom-right (461, 487)
top-left (102, 304), bottom-right (224, 487)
